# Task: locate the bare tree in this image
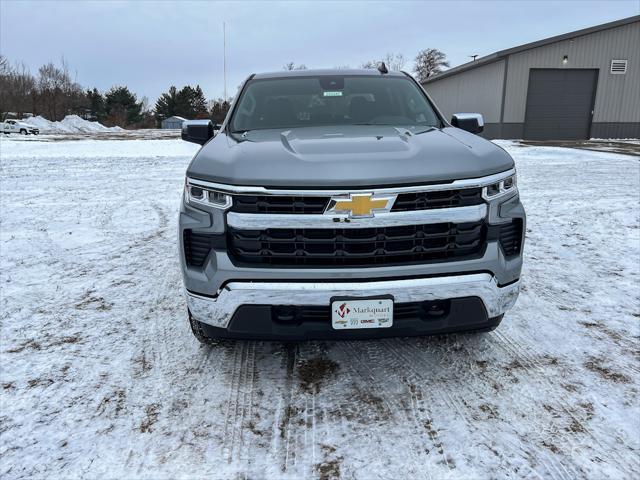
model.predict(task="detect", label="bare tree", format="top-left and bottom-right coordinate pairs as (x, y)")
top-left (34, 57), bottom-right (87, 120)
top-left (37, 61), bottom-right (70, 120)
top-left (283, 62), bottom-right (308, 70)
top-left (413, 48), bottom-right (449, 82)
top-left (360, 53), bottom-right (406, 71)
top-left (0, 57), bottom-right (36, 119)
top-left (383, 53), bottom-right (405, 71)
top-left (0, 55), bottom-right (9, 76)
top-left (0, 56), bottom-right (11, 119)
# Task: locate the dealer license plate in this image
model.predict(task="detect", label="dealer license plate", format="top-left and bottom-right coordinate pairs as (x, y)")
top-left (331, 297), bottom-right (393, 330)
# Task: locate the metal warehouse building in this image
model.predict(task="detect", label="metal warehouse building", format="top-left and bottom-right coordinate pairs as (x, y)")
top-left (161, 116), bottom-right (187, 129)
top-left (423, 16), bottom-right (639, 140)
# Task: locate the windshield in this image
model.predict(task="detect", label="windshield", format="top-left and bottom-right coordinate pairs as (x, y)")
top-left (230, 75), bottom-right (441, 132)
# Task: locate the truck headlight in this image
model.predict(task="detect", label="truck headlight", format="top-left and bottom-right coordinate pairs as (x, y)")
top-left (483, 173), bottom-right (517, 200)
top-left (185, 180), bottom-right (232, 209)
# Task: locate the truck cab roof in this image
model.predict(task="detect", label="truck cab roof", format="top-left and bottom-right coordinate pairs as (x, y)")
top-left (252, 69), bottom-right (407, 79)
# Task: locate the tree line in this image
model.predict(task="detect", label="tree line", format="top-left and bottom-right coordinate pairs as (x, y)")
top-left (0, 56), bottom-right (232, 128)
top-left (1, 48), bottom-right (449, 128)
top-left (0, 56), bottom-right (152, 127)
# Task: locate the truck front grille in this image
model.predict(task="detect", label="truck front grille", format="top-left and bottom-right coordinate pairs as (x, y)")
top-left (231, 195), bottom-right (329, 214)
top-left (227, 221), bottom-right (486, 267)
top-left (230, 187), bottom-right (483, 214)
top-left (391, 188), bottom-right (483, 211)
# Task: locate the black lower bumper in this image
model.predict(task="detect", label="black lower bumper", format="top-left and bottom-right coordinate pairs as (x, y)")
top-left (197, 297), bottom-right (501, 341)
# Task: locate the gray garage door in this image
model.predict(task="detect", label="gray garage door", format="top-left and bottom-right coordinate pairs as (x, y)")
top-left (524, 69), bottom-right (598, 140)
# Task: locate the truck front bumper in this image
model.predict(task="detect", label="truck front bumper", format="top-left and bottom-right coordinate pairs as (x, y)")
top-left (186, 273), bottom-right (519, 338)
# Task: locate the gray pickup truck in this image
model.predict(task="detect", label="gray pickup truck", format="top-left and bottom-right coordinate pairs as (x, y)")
top-left (179, 68), bottom-right (525, 341)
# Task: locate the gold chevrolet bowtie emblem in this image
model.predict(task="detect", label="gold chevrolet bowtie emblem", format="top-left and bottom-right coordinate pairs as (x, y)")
top-left (330, 193), bottom-right (394, 218)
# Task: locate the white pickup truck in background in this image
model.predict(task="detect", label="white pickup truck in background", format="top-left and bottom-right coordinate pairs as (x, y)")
top-left (2, 119), bottom-right (40, 135)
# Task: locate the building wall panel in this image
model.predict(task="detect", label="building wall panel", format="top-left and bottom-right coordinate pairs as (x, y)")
top-left (503, 21), bottom-right (640, 123)
top-left (424, 60), bottom-right (505, 123)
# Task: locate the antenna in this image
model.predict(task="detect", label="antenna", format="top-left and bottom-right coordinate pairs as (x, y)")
top-left (223, 22), bottom-right (228, 102)
top-left (469, 55), bottom-right (478, 61)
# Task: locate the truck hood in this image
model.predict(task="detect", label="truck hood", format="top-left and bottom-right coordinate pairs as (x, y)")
top-left (187, 125), bottom-right (514, 188)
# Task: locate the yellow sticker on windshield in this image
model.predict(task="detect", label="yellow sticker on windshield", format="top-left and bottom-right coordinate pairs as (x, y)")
top-left (323, 91), bottom-right (343, 97)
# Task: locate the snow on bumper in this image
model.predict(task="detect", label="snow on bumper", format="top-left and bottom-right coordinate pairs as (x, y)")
top-left (185, 273), bottom-right (520, 329)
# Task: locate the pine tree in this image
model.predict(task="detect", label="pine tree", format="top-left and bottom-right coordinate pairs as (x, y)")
top-left (192, 85), bottom-right (208, 119)
top-left (209, 98), bottom-right (231, 124)
top-left (176, 86), bottom-right (195, 117)
top-left (155, 85), bottom-right (178, 122)
top-left (86, 88), bottom-right (105, 121)
top-left (104, 86), bottom-right (142, 127)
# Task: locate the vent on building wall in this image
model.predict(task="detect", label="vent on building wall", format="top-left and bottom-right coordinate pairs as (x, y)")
top-left (610, 59), bottom-right (628, 74)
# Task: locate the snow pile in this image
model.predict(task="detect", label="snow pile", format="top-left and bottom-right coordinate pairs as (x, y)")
top-left (20, 115), bottom-right (124, 134)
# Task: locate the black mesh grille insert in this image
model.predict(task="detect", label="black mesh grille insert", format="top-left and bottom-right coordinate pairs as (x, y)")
top-left (392, 188), bottom-right (483, 211)
top-left (231, 195), bottom-right (329, 214)
top-left (230, 188), bottom-right (483, 214)
top-left (227, 221), bottom-right (486, 267)
top-left (499, 219), bottom-right (523, 257)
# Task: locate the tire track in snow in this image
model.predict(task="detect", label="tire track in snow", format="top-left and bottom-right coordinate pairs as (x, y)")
top-left (338, 339), bottom-right (447, 477)
top-left (377, 338), bottom-right (459, 473)
top-left (234, 341), bottom-right (258, 469)
top-left (221, 341), bottom-right (259, 465)
top-left (376, 336), bottom-right (573, 479)
top-left (282, 342), bottom-right (329, 478)
top-left (279, 343), bottom-right (298, 473)
top-left (490, 329), bottom-right (632, 470)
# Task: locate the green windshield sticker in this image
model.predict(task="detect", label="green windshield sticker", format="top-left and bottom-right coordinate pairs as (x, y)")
top-left (323, 91), bottom-right (343, 97)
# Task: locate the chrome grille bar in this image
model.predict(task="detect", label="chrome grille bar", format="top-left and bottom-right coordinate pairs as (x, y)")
top-left (227, 204), bottom-right (487, 229)
top-left (188, 169), bottom-right (516, 196)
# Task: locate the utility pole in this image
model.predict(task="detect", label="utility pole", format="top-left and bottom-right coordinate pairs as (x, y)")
top-left (223, 22), bottom-right (228, 103)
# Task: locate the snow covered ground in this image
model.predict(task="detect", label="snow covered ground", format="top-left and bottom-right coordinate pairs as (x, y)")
top-left (1, 137), bottom-right (638, 479)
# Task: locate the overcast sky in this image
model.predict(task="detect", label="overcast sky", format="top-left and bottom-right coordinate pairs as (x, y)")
top-left (1, 0), bottom-right (638, 103)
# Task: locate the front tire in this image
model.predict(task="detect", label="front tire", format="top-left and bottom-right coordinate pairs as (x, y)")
top-left (20, 129), bottom-right (27, 135)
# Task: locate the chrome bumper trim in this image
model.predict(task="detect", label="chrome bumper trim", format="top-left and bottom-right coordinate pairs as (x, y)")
top-left (187, 169), bottom-right (516, 196)
top-left (185, 273), bottom-right (520, 329)
top-left (227, 204), bottom-right (487, 229)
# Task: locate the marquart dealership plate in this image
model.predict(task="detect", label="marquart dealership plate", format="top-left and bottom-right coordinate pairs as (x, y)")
top-left (331, 297), bottom-right (393, 330)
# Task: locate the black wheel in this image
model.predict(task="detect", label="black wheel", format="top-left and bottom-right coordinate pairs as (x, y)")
top-left (188, 310), bottom-right (231, 346)
top-left (20, 129), bottom-right (28, 135)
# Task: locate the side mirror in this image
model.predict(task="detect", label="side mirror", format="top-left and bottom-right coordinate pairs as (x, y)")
top-left (451, 113), bottom-right (484, 134)
top-left (181, 120), bottom-right (214, 145)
